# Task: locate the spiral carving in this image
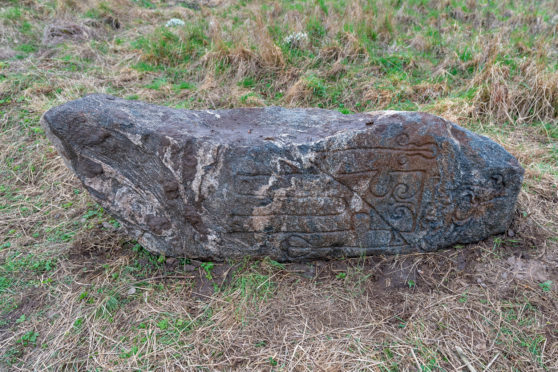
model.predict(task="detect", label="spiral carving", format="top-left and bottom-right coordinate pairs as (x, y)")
top-left (390, 205), bottom-right (411, 220)
top-left (370, 173), bottom-right (391, 197)
top-left (386, 205), bottom-right (415, 232)
top-left (393, 183), bottom-right (416, 200)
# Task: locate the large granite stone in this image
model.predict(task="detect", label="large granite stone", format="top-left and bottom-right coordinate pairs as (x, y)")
top-left (42, 94), bottom-right (524, 261)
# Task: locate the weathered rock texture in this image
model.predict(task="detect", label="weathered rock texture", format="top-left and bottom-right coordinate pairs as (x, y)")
top-left (42, 94), bottom-right (524, 261)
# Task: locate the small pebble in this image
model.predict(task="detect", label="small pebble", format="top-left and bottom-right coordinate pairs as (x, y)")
top-left (183, 264), bottom-right (196, 272)
top-left (166, 18), bottom-right (185, 27)
top-left (102, 222), bottom-right (115, 230)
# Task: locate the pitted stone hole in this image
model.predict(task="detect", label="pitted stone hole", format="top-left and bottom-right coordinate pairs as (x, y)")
top-left (365, 119), bottom-right (375, 126)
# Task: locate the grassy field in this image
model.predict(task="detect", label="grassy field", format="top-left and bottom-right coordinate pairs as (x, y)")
top-left (0, 0), bottom-right (557, 370)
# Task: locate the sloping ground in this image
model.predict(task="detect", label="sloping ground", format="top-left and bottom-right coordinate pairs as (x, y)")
top-left (0, 0), bottom-right (556, 370)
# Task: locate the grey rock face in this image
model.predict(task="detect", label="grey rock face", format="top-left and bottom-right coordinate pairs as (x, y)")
top-left (42, 94), bottom-right (524, 261)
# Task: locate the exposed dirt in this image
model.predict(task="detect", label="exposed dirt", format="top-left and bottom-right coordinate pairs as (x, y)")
top-left (0, 287), bottom-right (44, 334)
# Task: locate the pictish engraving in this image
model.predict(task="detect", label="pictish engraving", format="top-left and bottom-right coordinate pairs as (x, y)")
top-left (43, 94), bottom-right (524, 261)
top-left (228, 137), bottom-right (447, 254)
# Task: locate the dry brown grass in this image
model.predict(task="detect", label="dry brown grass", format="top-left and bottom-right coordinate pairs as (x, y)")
top-left (471, 59), bottom-right (558, 125)
top-left (0, 0), bottom-right (557, 370)
top-left (4, 217), bottom-right (557, 370)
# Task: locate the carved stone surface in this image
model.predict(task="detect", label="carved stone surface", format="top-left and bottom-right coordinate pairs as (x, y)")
top-left (42, 94), bottom-right (524, 261)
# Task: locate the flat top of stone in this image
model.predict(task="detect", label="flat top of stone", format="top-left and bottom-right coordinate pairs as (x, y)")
top-left (44, 94), bottom-right (441, 146)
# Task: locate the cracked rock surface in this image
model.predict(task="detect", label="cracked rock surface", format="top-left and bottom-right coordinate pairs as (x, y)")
top-left (42, 94), bottom-right (524, 261)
